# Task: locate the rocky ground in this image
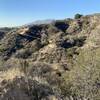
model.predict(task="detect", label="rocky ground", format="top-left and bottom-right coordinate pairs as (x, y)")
top-left (0, 14), bottom-right (100, 100)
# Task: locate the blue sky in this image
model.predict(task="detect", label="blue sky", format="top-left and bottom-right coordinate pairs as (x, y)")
top-left (0, 0), bottom-right (100, 27)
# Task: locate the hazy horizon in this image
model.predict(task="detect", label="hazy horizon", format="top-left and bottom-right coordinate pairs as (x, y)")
top-left (0, 0), bottom-right (100, 27)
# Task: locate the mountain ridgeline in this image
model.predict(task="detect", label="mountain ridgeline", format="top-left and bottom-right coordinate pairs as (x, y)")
top-left (0, 14), bottom-right (100, 100)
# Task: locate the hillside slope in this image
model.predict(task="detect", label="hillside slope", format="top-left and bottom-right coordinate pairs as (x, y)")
top-left (0, 14), bottom-right (100, 100)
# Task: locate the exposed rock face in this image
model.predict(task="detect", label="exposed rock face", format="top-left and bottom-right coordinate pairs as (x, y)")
top-left (17, 27), bottom-right (29, 35)
top-left (0, 14), bottom-right (100, 100)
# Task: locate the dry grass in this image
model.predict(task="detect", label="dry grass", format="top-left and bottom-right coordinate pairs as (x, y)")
top-left (0, 67), bottom-right (24, 82)
top-left (59, 47), bottom-right (100, 99)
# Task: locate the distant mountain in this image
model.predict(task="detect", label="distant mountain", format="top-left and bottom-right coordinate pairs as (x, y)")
top-left (32, 19), bottom-right (55, 24)
top-left (23, 19), bottom-right (55, 27)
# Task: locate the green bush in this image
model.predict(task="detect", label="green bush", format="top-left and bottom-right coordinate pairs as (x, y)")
top-left (75, 14), bottom-right (83, 19)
